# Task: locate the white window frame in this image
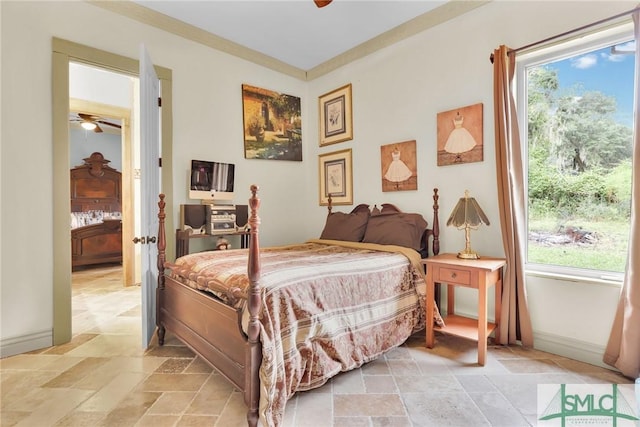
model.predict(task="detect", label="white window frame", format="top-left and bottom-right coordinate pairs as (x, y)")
top-left (516, 22), bottom-right (633, 283)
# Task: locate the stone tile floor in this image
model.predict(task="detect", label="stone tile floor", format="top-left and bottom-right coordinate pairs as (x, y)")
top-left (1, 265), bottom-right (634, 426)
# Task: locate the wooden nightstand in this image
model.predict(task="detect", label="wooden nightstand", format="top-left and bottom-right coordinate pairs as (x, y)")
top-left (423, 253), bottom-right (506, 365)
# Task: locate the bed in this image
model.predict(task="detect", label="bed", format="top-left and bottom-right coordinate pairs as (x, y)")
top-left (155, 186), bottom-right (441, 426)
top-left (70, 152), bottom-right (122, 270)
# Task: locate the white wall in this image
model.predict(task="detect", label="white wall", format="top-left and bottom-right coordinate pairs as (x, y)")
top-left (69, 129), bottom-right (122, 171)
top-left (69, 62), bottom-right (133, 108)
top-left (0, 0), bottom-right (308, 353)
top-left (304, 1), bottom-right (634, 367)
top-left (0, 0), bottom-right (634, 368)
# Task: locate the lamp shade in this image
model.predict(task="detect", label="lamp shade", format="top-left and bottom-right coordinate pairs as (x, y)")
top-left (446, 191), bottom-right (490, 228)
top-left (446, 190), bottom-right (489, 259)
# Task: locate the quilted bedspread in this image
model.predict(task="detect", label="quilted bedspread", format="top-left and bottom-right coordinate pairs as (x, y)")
top-left (166, 239), bottom-right (442, 426)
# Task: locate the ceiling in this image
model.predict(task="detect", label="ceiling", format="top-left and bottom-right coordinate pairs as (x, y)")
top-left (130, 1), bottom-right (469, 72)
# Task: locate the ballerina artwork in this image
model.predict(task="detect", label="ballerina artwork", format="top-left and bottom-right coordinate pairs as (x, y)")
top-left (437, 103), bottom-right (483, 166)
top-left (381, 140), bottom-right (417, 192)
top-left (444, 113), bottom-right (477, 162)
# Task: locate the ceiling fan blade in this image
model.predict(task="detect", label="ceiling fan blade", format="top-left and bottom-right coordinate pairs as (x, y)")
top-left (94, 124), bottom-right (104, 133)
top-left (314, 0), bottom-right (332, 8)
top-left (78, 113), bottom-right (95, 120)
top-left (96, 120), bottom-right (122, 129)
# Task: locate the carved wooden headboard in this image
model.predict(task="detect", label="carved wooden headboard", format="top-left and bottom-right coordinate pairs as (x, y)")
top-left (70, 152), bottom-right (121, 213)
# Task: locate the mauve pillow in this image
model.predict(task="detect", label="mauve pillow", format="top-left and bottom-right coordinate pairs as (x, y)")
top-left (320, 208), bottom-right (370, 242)
top-left (362, 212), bottom-right (428, 251)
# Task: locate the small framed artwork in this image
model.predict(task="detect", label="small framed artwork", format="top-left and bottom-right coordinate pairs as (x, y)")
top-left (318, 148), bottom-right (353, 206)
top-left (437, 103), bottom-right (483, 166)
top-left (318, 84), bottom-right (353, 146)
top-left (381, 140), bottom-right (417, 192)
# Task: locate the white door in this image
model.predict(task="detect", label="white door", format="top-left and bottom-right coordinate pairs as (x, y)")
top-left (139, 44), bottom-right (161, 348)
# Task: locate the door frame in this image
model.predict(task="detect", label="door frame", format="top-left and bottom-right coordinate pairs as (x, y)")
top-left (52, 38), bottom-right (174, 345)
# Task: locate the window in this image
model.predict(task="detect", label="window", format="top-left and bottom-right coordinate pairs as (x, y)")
top-left (517, 25), bottom-right (634, 280)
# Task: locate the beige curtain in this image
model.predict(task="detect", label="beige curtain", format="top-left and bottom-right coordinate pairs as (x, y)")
top-left (492, 46), bottom-right (534, 347)
top-left (603, 10), bottom-right (640, 379)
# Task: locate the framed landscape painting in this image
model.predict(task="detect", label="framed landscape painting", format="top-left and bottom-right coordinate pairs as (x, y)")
top-left (318, 84), bottom-right (353, 146)
top-left (318, 149), bottom-right (353, 206)
top-left (242, 84), bottom-right (302, 161)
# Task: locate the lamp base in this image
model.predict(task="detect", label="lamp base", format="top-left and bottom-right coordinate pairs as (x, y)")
top-left (457, 249), bottom-right (480, 259)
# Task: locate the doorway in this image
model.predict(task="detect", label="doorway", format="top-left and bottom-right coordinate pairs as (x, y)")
top-left (69, 93), bottom-right (136, 287)
top-left (52, 38), bottom-right (175, 346)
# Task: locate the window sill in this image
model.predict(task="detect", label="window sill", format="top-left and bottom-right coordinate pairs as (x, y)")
top-left (525, 268), bottom-right (623, 288)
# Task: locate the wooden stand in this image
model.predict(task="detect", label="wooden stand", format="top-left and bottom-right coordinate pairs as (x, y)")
top-left (175, 229), bottom-right (250, 258)
top-left (424, 253), bottom-right (505, 365)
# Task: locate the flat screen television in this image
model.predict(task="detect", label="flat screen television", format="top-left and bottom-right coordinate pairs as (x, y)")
top-left (189, 159), bottom-right (235, 202)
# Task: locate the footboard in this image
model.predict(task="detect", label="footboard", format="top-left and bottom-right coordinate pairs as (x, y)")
top-left (156, 186), bottom-right (263, 427)
top-left (71, 219), bottom-right (122, 270)
top-left (157, 276), bottom-right (247, 389)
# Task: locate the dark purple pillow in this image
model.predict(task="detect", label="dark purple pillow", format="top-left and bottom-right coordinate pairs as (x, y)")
top-left (320, 205), bottom-right (370, 242)
top-left (362, 212), bottom-right (428, 251)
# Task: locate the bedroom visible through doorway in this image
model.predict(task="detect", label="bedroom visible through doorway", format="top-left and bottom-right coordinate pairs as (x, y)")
top-left (69, 63), bottom-right (140, 287)
top-left (68, 62), bottom-right (142, 340)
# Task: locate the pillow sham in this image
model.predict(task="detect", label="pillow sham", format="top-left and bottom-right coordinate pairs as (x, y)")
top-left (320, 204), bottom-right (370, 242)
top-left (362, 212), bottom-right (428, 251)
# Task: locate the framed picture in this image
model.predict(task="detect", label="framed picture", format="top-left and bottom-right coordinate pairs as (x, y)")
top-left (381, 140), bottom-right (417, 192)
top-left (318, 84), bottom-right (353, 146)
top-left (242, 84), bottom-right (302, 161)
top-left (437, 103), bottom-right (483, 166)
top-left (318, 148), bottom-right (353, 206)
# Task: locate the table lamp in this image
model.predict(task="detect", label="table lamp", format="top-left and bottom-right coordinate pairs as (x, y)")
top-left (446, 190), bottom-right (490, 259)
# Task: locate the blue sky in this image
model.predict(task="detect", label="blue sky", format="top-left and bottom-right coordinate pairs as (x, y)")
top-left (548, 40), bottom-right (635, 127)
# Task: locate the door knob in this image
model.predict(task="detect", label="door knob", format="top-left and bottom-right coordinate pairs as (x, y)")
top-left (133, 236), bottom-right (155, 244)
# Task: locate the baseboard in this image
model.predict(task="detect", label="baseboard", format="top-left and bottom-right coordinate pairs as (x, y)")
top-left (533, 330), bottom-right (609, 369)
top-left (449, 308), bottom-right (611, 370)
top-left (0, 329), bottom-right (52, 358)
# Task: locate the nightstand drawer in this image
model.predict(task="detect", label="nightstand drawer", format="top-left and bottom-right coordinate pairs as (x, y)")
top-left (437, 267), bottom-right (471, 285)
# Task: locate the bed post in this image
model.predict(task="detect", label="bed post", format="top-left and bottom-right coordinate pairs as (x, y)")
top-left (327, 193), bottom-right (333, 215)
top-left (156, 194), bottom-right (166, 345)
top-left (432, 188), bottom-right (440, 256)
top-left (245, 185), bottom-right (262, 427)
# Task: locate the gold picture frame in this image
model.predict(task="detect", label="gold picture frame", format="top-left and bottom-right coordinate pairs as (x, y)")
top-left (318, 84), bottom-right (353, 146)
top-left (318, 148), bottom-right (353, 206)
